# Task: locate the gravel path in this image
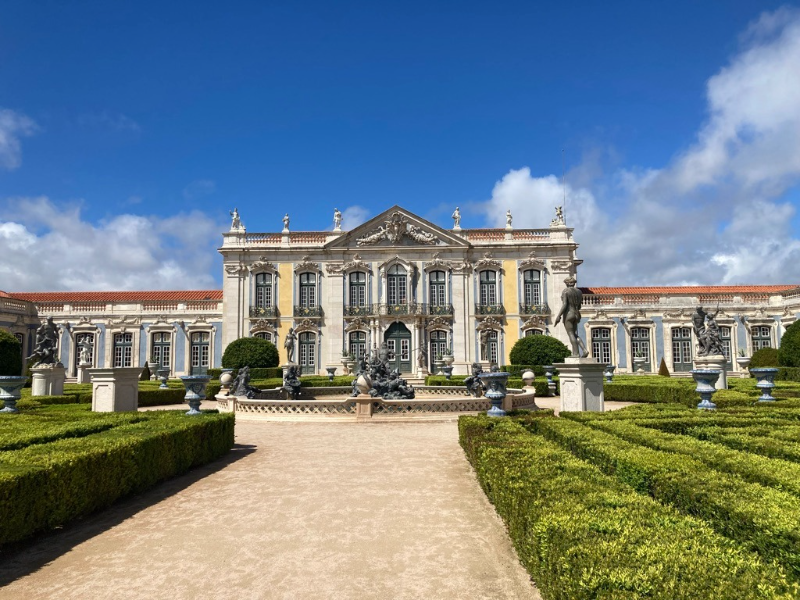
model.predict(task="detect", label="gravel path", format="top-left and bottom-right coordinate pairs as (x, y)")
top-left (1, 419), bottom-right (540, 600)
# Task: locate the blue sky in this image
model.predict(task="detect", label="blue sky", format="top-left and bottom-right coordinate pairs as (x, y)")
top-left (2, 1), bottom-right (800, 290)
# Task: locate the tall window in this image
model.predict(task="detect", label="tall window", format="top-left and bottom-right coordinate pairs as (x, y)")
top-left (630, 327), bottom-right (651, 372)
top-left (387, 265), bottom-right (407, 305)
top-left (255, 273), bottom-right (273, 308)
top-left (349, 331), bottom-right (367, 359)
top-left (429, 330), bottom-right (448, 363)
top-left (151, 332), bottom-right (171, 368)
top-left (524, 329), bottom-right (543, 337)
top-left (299, 273), bottom-right (316, 307)
top-left (672, 327), bottom-right (693, 372)
top-left (523, 270), bottom-right (541, 306)
top-left (479, 270), bottom-right (497, 305)
top-left (254, 332), bottom-right (273, 343)
top-left (429, 271), bottom-right (446, 306)
top-left (752, 326), bottom-right (772, 353)
top-left (349, 272), bottom-right (366, 306)
top-left (592, 328), bottom-right (612, 365)
top-left (299, 332), bottom-right (316, 374)
top-left (191, 332), bottom-right (210, 374)
top-left (113, 333), bottom-right (133, 368)
top-left (482, 330), bottom-right (498, 363)
top-left (720, 326), bottom-right (732, 369)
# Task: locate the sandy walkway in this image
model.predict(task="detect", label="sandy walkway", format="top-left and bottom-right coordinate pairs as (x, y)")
top-left (0, 420), bottom-right (540, 600)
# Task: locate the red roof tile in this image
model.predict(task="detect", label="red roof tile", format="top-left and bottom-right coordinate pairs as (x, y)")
top-left (580, 285), bottom-right (798, 295)
top-left (8, 290), bottom-right (223, 302)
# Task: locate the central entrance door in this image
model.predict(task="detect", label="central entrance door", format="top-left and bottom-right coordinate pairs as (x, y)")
top-left (384, 322), bottom-right (412, 373)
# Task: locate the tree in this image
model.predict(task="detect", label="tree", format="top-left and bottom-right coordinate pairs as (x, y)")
top-left (750, 347), bottom-right (779, 368)
top-left (778, 320), bottom-right (800, 367)
top-left (0, 329), bottom-right (23, 376)
top-left (658, 357), bottom-right (670, 377)
top-left (509, 335), bottom-right (570, 366)
top-left (222, 337), bottom-right (279, 369)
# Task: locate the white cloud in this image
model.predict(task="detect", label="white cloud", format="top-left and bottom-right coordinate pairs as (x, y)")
top-left (182, 179), bottom-right (216, 200)
top-left (0, 108), bottom-right (38, 170)
top-left (339, 205), bottom-right (370, 230)
top-left (0, 197), bottom-right (226, 292)
top-left (78, 111), bottom-right (141, 132)
top-left (481, 7), bottom-right (800, 286)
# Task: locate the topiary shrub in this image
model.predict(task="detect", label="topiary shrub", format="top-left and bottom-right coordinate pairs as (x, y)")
top-left (658, 357), bottom-right (670, 377)
top-left (750, 346), bottom-right (779, 368)
top-left (778, 320), bottom-right (800, 367)
top-left (222, 337), bottom-right (279, 369)
top-left (0, 329), bottom-right (23, 376)
top-left (139, 363), bottom-right (151, 381)
top-left (509, 335), bottom-right (570, 367)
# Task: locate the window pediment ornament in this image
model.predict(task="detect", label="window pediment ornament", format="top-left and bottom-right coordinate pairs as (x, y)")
top-left (425, 316), bottom-right (452, 331)
top-left (356, 211), bottom-right (439, 246)
top-left (519, 251), bottom-right (545, 270)
top-left (225, 263), bottom-right (247, 277)
top-left (145, 316), bottom-right (176, 333)
top-left (344, 317), bottom-right (370, 333)
top-left (521, 316), bottom-right (547, 331)
top-left (662, 309), bottom-right (687, 320)
top-left (250, 320), bottom-right (277, 335)
top-left (423, 252), bottom-right (453, 273)
top-left (474, 252), bottom-right (501, 272)
top-left (476, 316), bottom-right (503, 331)
top-left (248, 257), bottom-right (278, 274)
top-left (550, 260), bottom-right (575, 273)
top-left (295, 255), bottom-right (321, 274)
top-left (452, 259), bottom-right (473, 274)
top-left (107, 315), bottom-right (141, 328)
top-left (293, 318), bottom-right (319, 334)
top-left (378, 255), bottom-right (415, 274)
top-left (342, 254), bottom-right (371, 274)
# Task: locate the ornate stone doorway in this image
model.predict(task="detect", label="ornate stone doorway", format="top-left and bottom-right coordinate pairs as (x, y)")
top-left (384, 322), bottom-right (412, 373)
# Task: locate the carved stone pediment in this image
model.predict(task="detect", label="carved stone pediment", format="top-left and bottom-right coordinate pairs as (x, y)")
top-left (521, 316), bottom-right (547, 331)
top-left (356, 211), bottom-right (439, 246)
top-left (423, 252), bottom-right (453, 272)
top-left (425, 316), bottom-right (452, 331)
top-left (452, 260), bottom-right (473, 274)
top-left (250, 320), bottom-right (277, 335)
top-left (519, 251), bottom-right (545, 270)
top-left (476, 316), bottom-right (503, 331)
top-left (343, 254), bottom-right (371, 273)
top-left (293, 319), bottom-right (319, 334)
top-left (474, 252), bottom-right (501, 271)
top-left (248, 257), bottom-right (278, 274)
top-left (296, 255), bottom-right (321, 273)
top-left (662, 309), bottom-right (687, 320)
top-left (550, 260), bottom-right (575, 273)
top-left (225, 264), bottom-right (247, 276)
top-left (344, 317), bottom-right (370, 332)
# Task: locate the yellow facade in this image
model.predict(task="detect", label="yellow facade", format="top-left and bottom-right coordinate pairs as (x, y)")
top-left (502, 260), bottom-right (519, 363)
top-left (277, 262), bottom-right (293, 363)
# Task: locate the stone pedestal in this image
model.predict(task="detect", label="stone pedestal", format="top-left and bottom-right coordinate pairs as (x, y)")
top-left (90, 367), bottom-right (140, 412)
top-left (693, 354), bottom-right (727, 390)
top-left (31, 365), bottom-right (66, 397)
top-left (355, 394), bottom-right (373, 421)
top-left (76, 365), bottom-right (90, 384)
top-left (554, 357), bottom-right (606, 412)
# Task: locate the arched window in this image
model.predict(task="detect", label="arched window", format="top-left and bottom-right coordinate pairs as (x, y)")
top-left (481, 330), bottom-right (498, 363)
top-left (672, 327), bottom-right (692, 372)
top-left (720, 326), bottom-right (732, 369)
top-left (429, 270), bottom-right (446, 306)
top-left (151, 332), bottom-right (170, 369)
top-left (479, 270), bottom-right (497, 306)
top-left (254, 332), bottom-right (272, 343)
top-left (387, 265), bottom-right (407, 305)
top-left (591, 328), bottom-right (611, 365)
top-left (523, 270), bottom-right (541, 307)
top-left (349, 272), bottom-right (366, 307)
top-left (630, 327), bottom-right (650, 372)
top-left (349, 331), bottom-right (366, 359)
top-left (113, 333), bottom-right (133, 368)
top-left (299, 273), bottom-right (316, 307)
top-left (299, 332), bottom-right (316, 374)
top-left (191, 332), bottom-right (210, 374)
top-left (429, 330), bottom-right (448, 369)
top-left (524, 329), bottom-right (543, 337)
top-left (255, 273), bottom-right (273, 308)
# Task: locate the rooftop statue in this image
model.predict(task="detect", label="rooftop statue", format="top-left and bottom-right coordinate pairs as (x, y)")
top-left (554, 276), bottom-right (589, 358)
top-left (283, 213), bottom-right (290, 231)
top-left (451, 207), bottom-right (461, 229)
top-left (229, 207), bottom-right (241, 230)
top-left (333, 207), bottom-right (342, 231)
top-left (506, 210), bottom-right (512, 228)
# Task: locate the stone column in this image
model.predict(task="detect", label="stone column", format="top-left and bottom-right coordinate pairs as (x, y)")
top-left (89, 367), bottom-right (141, 412)
top-left (451, 270), bottom-right (469, 375)
top-left (326, 270), bottom-right (345, 370)
top-left (31, 364), bottom-right (66, 397)
top-left (554, 357), bottom-right (605, 412)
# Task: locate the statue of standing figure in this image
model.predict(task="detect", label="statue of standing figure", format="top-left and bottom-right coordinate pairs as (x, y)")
top-left (451, 207), bottom-right (461, 229)
top-left (284, 327), bottom-right (297, 363)
top-left (78, 337), bottom-right (92, 366)
top-left (333, 208), bottom-right (342, 230)
top-left (693, 305), bottom-right (723, 356)
top-left (282, 213), bottom-right (290, 231)
top-left (554, 276), bottom-right (589, 358)
top-left (506, 210), bottom-right (513, 228)
top-left (27, 316), bottom-right (60, 366)
top-left (229, 208), bottom-right (241, 230)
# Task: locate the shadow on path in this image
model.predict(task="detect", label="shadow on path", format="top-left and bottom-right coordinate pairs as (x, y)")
top-left (0, 443), bottom-right (256, 587)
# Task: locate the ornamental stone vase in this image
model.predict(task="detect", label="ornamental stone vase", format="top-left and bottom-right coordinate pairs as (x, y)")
top-left (0, 376), bottom-right (27, 413)
top-left (180, 375), bottom-right (211, 415)
top-left (355, 373), bottom-right (372, 396)
top-left (521, 370), bottom-right (535, 387)
top-left (750, 368), bottom-right (778, 402)
top-left (147, 361), bottom-right (159, 381)
top-left (736, 356), bottom-right (751, 378)
top-left (219, 368), bottom-right (234, 390)
top-left (442, 354), bottom-right (454, 367)
top-left (691, 369), bottom-right (720, 410)
top-left (442, 365), bottom-right (454, 380)
top-left (603, 365), bottom-right (615, 383)
top-left (326, 366), bottom-right (337, 382)
top-left (157, 368), bottom-right (170, 389)
top-left (478, 371), bottom-right (510, 417)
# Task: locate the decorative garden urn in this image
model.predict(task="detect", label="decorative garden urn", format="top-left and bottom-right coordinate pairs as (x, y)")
top-left (691, 369), bottom-right (720, 410)
top-left (442, 365), bottom-right (454, 380)
top-left (0, 376), bottom-right (27, 413)
top-left (521, 370), bottom-right (535, 387)
top-left (603, 365), bottom-right (615, 383)
top-left (147, 361), bottom-right (159, 381)
top-left (355, 373), bottom-right (372, 396)
top-left (478, 371), bottom-right (510, 417)
top-left (750, 368), bottom-right (778, 402)
top-left (219, 368), bottom-right (234, 390)
top-left (736, 356), bottom-right (751, 372)
top-left (326, 366), bottom-right (337, 382)
top-left (180, 375), bottom-right (211, 415)
top-left (157, 368), bottom-right (170, 389)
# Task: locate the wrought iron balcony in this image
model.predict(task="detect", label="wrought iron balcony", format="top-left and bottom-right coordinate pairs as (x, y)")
top-left (249, 306), bottom-right (279, 318)
top-left (475, 303), bottom-right (505, 316)
top-left (345, 304), bottom-right (375, 317)
top-left (294, 305), bottom-right (324, 318)
top-left (519, 303), bottom-right (551, 316)
top-left (377, 303), bottom-right (427, 316)
top-left (428, 304), bottom-right (454, 316)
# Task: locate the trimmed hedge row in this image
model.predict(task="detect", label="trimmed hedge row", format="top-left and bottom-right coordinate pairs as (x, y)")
top-left (531, 417), bottom-right (800, 578)
top-left (603, 380), bottom-right (757, 407)
top-left (459, 416), bottom-right (797, 599)
top-left (0, 412), bottom-right (146, 451)
top-left (588, 419), bottom-right (800, 497)
top-left (425, 375), bottom-right (555, 397)
top-left (0, 409), bottom-right (235, 545)
top-left (207, 367), bottom-right (282, 379)
top-left (687, 427), bottom-right (800, 465)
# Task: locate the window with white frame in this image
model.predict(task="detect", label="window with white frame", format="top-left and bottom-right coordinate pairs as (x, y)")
top-left (591, 328), bottom-right (611, 365)
top-left (524, 329), bottom-right (544, 337)
top-left (752, 326), bottom-right (772, 353)
top-left (254, 332), bottom-right (273, 343)
top-left (523, 270), bottom-right (541, 306)
top-left (299, 332), bottom-right (316, 374)
top-left (151, 332), bottom-right (171, 368)
top-left (429, 270), bottom-right (446, 306)
top-left (672, 327), bottom-right (693, 372)
top-left (720, 326), bottom-right (732, 368)
top-left (349, 272), bottom-right (366, 306)
top-left (483, 330), bottom-right (498, 363)
top-left (387, 265), bottom-right (407, 305)
top-left (191, 332), bottom-right (210, 374)
top-left (255, 273), bottom-right (273, 308)
top-left (429, 330), bottom-right (448, 363)
top-left (113, 332), bottom-right (133, 368)
top-left (479, 270), bottom-right (497, 305)
top-left (630, 327), bottom-right (651, 372)
top-left (299, 273), bottom-right (316, 307)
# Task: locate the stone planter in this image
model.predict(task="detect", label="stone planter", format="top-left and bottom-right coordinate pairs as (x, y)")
top-left (691, 369), bottom-right (720, 410)
top-left (157, 368), bottom-right (170, 389)
top-left (180, 375), bottom-right (211, 415)
top-left (543, 366), bottom-right (556, 396)
top-left (603, 364), bottom-right (615, 383)
top-left (343, 359), bottom-right (355, 376)
top-left (326, 366), bottom-right (337, 382)
top-left (0, 376), bottom-right (27, 413)
top-left (478, 371), bottom-right (510, 417)
top-left (442, 354), bottom-right (454, 367)
top-left (750, 368), bottom-right (778, 402)
top-left (433, 359), bottom-right (444, 376)
top-left (442, 365), bottom-right (454, 380)
top-left (736, 356), bottom-right (751, 378)
top-left (219, 368), bottom-right (234, 391)
top-left (147, 361), bottom-right (159, 381)
top-left (521, 370), bottom-right (535, 387)
top-left (634, 358), bottom-right (647, 375)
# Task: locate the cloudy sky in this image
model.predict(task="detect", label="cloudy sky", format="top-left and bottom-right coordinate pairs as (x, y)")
top-left (1, 1), bottom-right (799, 291)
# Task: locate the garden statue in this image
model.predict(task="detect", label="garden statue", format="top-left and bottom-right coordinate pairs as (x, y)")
top-left (78, 337), bottom-right (92, 366)
top-left (27, 316), bottom-right (61, 366)
top-left (283, 365), bottom-right (302, 400)
top-left (554, 276), bottom-right (589, 358)
top-left (451, 206), bottom-right (461, 228)
top-left (417, 346), bottom-right (427, 370)
top-left (464, 362), bottom-right (485, 397)
top-left (333, 208), bottom-right (342, 230)
top-left (227, 366), bottom-right (261, 398)
top-left (351, 340), bottom-right (415, 399)
top-left (693, 305), bottom-right (723, 357)
top-left (479, 330), bottom-right (489, 361)
top-left (284, 327), bottom-right (297, 363)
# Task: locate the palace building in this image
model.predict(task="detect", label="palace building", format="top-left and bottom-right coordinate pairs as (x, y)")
top-left (2, 205), bottom-right (798, 379)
